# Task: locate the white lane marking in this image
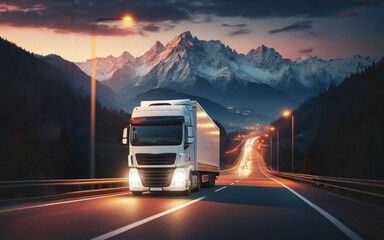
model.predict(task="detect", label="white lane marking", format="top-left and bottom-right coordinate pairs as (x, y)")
top-left (230, 183), bottom-right (234, 185)
top-left (214, 186), bottom-right (227, 192)
top-left (91, 196), bottom-right (206, 240)
top-left (0, 192), bottom-right (130, 214)
top-left (256, 154), bottom-right (362, 240)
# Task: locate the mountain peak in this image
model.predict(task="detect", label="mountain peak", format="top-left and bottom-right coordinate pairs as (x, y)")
top-left (141, 40), bottom-right (165, 63)
top-left (177, 31), bottom-right (193, 40)
top-left (151, 41), bottom-right (165, 52)
top-left (249, 45), bottom-right (277, 55)
top-left (119, 51), bottom-right (134, 60)
top-left (166, 31), bottom-right (195, 49)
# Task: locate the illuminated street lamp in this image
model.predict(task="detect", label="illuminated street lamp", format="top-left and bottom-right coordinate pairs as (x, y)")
top-left (90, 15), bottom-right (134, 179)
top-left (269, 126), bottom-right (276, 170)
top-left (283, 110), bottom-right (291, 118)
top-left (283, 110), bottom-right (294, 172)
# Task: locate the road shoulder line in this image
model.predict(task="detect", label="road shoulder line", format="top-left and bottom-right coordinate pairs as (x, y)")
top-left (256, 154), bottom-right (362, 240)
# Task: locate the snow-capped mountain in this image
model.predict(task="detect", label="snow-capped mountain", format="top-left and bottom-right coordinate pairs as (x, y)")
top-left (76, 51), bottom-right (135, 82)
top-left (75, 31), bottom-right (381, 118)
top-left (76, 31), bottom-right (380, 96)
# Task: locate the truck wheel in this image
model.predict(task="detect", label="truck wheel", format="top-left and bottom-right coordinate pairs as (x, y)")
top-left (193, 173), bottom-right (201, 192)
top-left (183, 173), bottom-right (192, 196)
top-left (132, 191), bottom-right (142, 196)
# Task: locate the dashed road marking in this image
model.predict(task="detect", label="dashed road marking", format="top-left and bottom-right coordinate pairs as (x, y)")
top-left (91, 196), bottom-right (206, 240)
top-left (0, 192), bottom-right (131, 214)
top-left (214, 186), bottom-right (228, 192)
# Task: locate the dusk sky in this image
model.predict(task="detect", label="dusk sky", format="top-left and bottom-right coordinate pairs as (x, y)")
top-left (0, 0), bottom-right (383, 62)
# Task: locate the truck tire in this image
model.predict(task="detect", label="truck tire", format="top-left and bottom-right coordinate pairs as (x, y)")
top-left (183, 173), bottom-right (192, 196)
top-left (132, 191), bottom-right (142, 196)
top-left (208, 173), bottom-right (214, 188)
top-left (210, 173), bottom-right (216, 187)
top-left (193, 173), bottom-right (201, 192)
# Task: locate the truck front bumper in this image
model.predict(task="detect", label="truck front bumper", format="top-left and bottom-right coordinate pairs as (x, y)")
top-left (129, 167), bottom-right (189, 192)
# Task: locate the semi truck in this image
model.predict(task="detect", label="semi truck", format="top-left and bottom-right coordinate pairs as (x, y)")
top-left (122, 99), bottom-right (220, 196)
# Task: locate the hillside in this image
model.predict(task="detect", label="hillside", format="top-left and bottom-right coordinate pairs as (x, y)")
top-left (0, 38), bottom-right (130, 180)
top-left (124, 88), bottom-right (269, 129)
top-left (271, 60), bottom-right (384, 179)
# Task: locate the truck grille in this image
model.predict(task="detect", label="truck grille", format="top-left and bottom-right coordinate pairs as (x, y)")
top-left (136, 153), bottom-right (177, 165)
top-left (138, 168), bottom-right (174, 187)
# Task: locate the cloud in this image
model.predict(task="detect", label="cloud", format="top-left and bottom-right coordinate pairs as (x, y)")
top-left (227, 28), bottom-right (252, 36)
top-left (221, 23), bottom-right (247, 28)
top-left (298, 47), bottom-right (314, 53)
top-left (0, 0), bottom-right (381, 36)
top-left (269, 21), bottom-right (312, 34)
top-left (0, 0), bottom-right (191, 36)
top-left (203, 16), bottom-right (214, 23)
top-left (141, 24), bottom-right (160, 32)
top-left (307, 32), bottom-right (318, 37)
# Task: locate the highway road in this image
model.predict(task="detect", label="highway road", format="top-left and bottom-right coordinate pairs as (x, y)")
top-left (1, 137), bottom-right (383, 240)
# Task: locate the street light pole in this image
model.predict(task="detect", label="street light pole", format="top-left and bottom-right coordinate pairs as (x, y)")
top-left (282, 110), bottom-right (295, 173)
top-left (277, 130), bottom-right (279, 172)
top-left (270, 136), bottom-right (272, 169)
top-left (291, 115), bottom-right (294, 173)
top-left (90, 25), bottom-right (97, 179)
top-left (90, 16), bottom-right (133, 179)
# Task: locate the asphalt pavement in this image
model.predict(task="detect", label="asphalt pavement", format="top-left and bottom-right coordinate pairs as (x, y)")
top-left (0, 137), bottom-right (383, 240)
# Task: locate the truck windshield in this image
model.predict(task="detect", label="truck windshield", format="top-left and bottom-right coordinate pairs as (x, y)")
top-left (130, 124), bottom-right (183, 146)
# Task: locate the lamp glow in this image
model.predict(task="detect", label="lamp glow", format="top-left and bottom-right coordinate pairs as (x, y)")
top-left (283, 110), bottom-right (291, 118)
top-left (123, 16), bottom-right (133, 22)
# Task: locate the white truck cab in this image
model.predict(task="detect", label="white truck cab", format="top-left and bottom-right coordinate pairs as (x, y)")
top-left (122, 99), bottom-right (220, 196)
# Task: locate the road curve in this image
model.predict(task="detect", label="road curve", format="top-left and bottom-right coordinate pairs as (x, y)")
top-left (0, 137), bottom-right (383, 240)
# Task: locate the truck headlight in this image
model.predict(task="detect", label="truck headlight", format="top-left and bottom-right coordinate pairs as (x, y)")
top-left (129, 168), bottom-right (141, 186)
top-left (172, 168), bottom-right (185, 186)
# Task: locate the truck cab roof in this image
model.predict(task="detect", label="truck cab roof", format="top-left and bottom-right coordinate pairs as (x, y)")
top-left (140, 99), bottom-right (192, 107)
top-left (132, 104), bottom-right (191, 124)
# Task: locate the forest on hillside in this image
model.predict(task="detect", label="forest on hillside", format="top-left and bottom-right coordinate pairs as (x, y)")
top-left (0, 37), bottom-right (131, 180)
top-left (271, 60), bottom-right (384, 179)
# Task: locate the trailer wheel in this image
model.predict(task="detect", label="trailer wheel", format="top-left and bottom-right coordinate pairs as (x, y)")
top-left (208, 173), bottom-right (215, 188)
top-left (211, 173), bottom-right (216, 187)
top-left (132, 191), bottom-right (142, 196)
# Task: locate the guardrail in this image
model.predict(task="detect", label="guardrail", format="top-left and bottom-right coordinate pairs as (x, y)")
top-left (268, 170), bottom-right (384, 199)
top-left (0, 178), bottom-right (129, 201)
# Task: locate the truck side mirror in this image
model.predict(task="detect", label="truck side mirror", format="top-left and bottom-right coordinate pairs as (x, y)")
top-left (187, 127), bottom-right (194, 144)
top-left (187, 127), bottom-right (194, 138)
top-left (122, 126), bottom-right (129, 145)
top-left (184, 126), bottom-right (194, 149)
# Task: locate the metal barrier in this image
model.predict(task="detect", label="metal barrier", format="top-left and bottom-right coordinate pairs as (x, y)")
top-left (0, 178), bottom-right (129, 200)
top-left (268, 170), bottom-right (384, 199)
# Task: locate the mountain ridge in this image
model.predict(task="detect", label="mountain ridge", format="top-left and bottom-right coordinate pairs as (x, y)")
top-left (75, 31), bottom-right (381, 98)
